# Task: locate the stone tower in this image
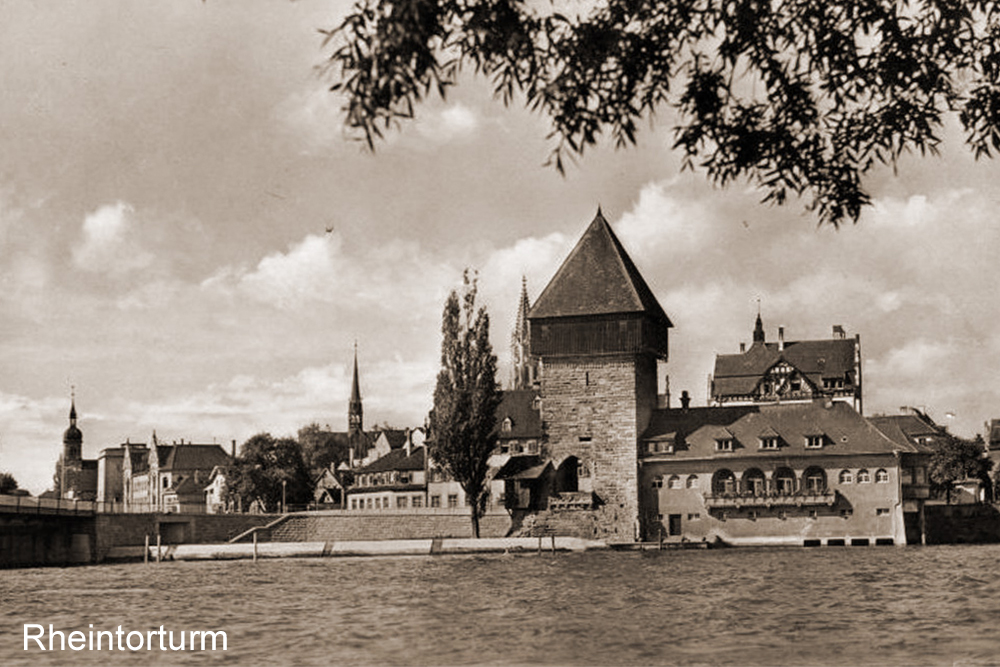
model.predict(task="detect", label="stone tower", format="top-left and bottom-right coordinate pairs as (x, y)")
top-left (61, 393), bottom-right (83, 499)
top-left (510, 276), bottom-right (538, 390)
top-left (528, 208), bottom-right (672, 540)
top-left (348, 345), bottom-right (363, 437)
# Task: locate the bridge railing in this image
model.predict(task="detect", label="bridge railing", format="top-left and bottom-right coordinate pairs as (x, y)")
top-left (0, 493), bottom-right (99, 515)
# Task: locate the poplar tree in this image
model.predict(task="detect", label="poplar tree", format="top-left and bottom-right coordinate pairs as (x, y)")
top-left (428, 270), bottom-right (502, 538)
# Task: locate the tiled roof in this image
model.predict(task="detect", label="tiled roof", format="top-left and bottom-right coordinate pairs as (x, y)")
top-left (529, 209), bottom-right (672, 326)
top-left (167, 476), bottom-right (203, 495)
top-left (495, 390), bottom-right (542, 439)
top-left (713, 338), bottom-right (857, 397)
top-left (868, 414), bottom-right (942, 453)
top-left (643, 402), bottom-right (910, 458)
top-left (355, 445), bottom-right (426, 473)
top-left (643, 405), bottom-right (760, 447)
top-left (163, 444), bottom-right (230, 471)
top-left (378, 429), bottom-right (409, 450)
top-left (494, 455), bottom-right (551, 480)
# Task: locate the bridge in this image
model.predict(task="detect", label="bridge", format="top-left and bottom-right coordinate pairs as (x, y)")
top-left (0, 493), bottom-right (100, 516)
top-left (0, 494), bottom-right (97, 567)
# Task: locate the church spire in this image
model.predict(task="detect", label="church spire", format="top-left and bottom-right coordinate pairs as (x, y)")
top-left (349, 343), bottom-right (363, 436)
top-left (510, 276), bottom-right (537, 389)
top-left (753, 306), bottom-right (765, 345)
top-left (69, 386), bottom-right (77, 427)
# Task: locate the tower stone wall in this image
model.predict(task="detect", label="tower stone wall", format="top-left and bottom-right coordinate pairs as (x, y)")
top-left (541, 353), bottom-right (658, 540)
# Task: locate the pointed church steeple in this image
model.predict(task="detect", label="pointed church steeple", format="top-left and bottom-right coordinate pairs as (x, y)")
top-left (63, 389), bottom-right (82, 449)
top-left (753, 314), bottom-right (765, 344)
top-left (348, 344), bottom-right (363, 436)
top-left (510, 276), bottom-right (538, 389)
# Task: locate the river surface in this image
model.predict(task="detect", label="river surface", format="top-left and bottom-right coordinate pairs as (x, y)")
top-left (2, 545), bottom-right (1000, 666)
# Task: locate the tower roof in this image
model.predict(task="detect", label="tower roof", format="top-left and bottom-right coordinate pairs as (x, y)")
top-left (63, 396), bottom-right (82, 443)
top-left (529, 209), bottom-right (672, 327)
top-left (350, 346), bottom-right (361, 404)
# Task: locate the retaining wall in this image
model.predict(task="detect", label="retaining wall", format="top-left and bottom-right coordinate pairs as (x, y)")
top-left (269, 510), bottom-right (512, 542)
top-left (94, 513), bottom-right (277, 561)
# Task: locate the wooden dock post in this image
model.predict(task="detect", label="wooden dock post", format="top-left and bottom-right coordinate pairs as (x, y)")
top-left (155, 534), bottom-right (161, 563)
top-left (253, 531), bottom-right (258, 562)
top-left (144, 534), bottom-right (149, 564)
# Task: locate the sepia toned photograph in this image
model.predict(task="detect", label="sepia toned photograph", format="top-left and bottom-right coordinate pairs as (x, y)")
top-left (3, 1), bottom-right (1000, 665)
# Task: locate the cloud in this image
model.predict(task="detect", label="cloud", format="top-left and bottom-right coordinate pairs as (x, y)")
top-left (119, 355), bottom-right (438, 447)
top-left (277, 87), bottom-right (348, 153)
top-left (73, 201), bottom-right (154, 274)
top-left (201, 230), bottom-right (457, 345)
top-left (0, 391), bottom-right (67, 494)
top-left (416, 103), bottom-right (480, 143)
top-left (616, 179), bottom-right (715, 259)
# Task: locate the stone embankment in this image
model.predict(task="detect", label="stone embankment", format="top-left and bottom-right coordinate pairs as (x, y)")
top-left (107, 536), bottom-right (607, 561)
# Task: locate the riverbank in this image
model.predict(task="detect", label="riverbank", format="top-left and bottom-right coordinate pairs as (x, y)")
top-left (105, 536), bottom-right (609, 561)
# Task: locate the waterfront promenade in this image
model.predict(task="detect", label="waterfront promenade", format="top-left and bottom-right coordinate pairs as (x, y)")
top-left (107, 536), bottom-right (608, 562)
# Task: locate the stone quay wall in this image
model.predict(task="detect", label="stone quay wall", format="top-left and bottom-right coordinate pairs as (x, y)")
top-left (268, 509), bottom-right (512, 543)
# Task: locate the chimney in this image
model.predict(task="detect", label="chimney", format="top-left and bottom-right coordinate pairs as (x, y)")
top-left (680, 390), bottom-right (691, 411)
top-left (349, 446), bottom-right (355, 469)
top-left (230, 439), bottom-right (236, 458)
top-left (833, 324), bottom-right (846, 340)
top-left (778, 326), bottom-right (785, 351)
top-left (659, 375), bottom-right (671, 409)
top-left (404, 428), bottom-right (412, 456)
top-left (739, 342), bottom-right (746, 353)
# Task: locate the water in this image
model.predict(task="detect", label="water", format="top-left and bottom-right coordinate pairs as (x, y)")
top-left (3, 545), bottom-right (1000, 666)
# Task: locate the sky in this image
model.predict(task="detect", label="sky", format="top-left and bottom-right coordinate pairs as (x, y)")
top-left (2, 1), bottom-right (1000, 494)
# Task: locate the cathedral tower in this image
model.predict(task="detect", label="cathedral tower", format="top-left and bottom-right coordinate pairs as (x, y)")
top-left (529, 208), bottom-right (671, 540)
top-left (61, 392), bottom-right (83, 499)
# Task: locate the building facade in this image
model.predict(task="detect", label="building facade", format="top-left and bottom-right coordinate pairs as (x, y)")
top-left (639, 401), bottom-right (932, 546)
top-left (710, 316), bottom-right (862, 411)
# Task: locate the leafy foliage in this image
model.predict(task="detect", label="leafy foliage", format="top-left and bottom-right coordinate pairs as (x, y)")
top-left (0, 471), bottom-right (19, 495)
top-left (928, 433), bottom-right (993, 503)
top-left (324, 0), bottom-right (1000, 226)
top-left (51, 455), bottom-right (63, 496)
top-left (297, 423), bottom-right (354, 471)
top-left (427, 270), bottom-right (502, 537)
top-left (224, 433), bottom-right (313, 513)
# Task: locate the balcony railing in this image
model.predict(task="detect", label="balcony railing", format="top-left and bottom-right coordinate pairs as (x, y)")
top-left (704, 489), bottom-right (836, 508)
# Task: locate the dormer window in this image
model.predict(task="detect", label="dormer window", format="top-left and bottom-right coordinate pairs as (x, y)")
top-left (759, 437), bottom-right (780, 450)
top-left (501, 417), bottom-right (513, 434)
top-left (647, 438), bottom-right (675, 454)
top-left (715, 438), bottom-right (734, 452)
top-left (805, 435), bottom-right (825, 449)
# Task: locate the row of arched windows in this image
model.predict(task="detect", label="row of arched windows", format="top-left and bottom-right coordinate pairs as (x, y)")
top-left (652, 474), bottom-right (699, 489)
top-left (839, 468), bottom-right (889, 484)
top-left (652, 467), bottom-right (892, 495)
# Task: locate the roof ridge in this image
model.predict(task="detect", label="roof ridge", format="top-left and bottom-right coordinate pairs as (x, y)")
top-left (529, 208), bottom-right (671, 323)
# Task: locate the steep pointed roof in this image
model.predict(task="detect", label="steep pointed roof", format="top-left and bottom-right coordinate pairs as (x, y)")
top-left (529, 209), bottom-right (672, 326)
top-left (350, 345), bottom-right (362, 404)
top-left (514, 276), bottom-right (531, 338)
